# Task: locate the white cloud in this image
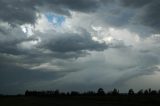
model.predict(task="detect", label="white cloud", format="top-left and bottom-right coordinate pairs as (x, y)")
top-left (21, 24), bottom-right (34, 37)
top-left (34, 14), bottom-right (55, 33)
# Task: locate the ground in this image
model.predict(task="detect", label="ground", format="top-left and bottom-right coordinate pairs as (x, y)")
top-left (0, 96), bottom-right (160, 106)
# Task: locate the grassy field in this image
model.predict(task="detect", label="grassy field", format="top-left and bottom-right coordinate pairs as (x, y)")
top-left (0, 96), bottom-right (160, 106)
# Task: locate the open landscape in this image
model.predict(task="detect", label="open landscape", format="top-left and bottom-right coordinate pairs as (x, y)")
top-left (1, 95), bottom-right (160, 106)
top-left (1, 88), bottom-right (160, 106)
top-left (1, 0), bottom-right (160, 106)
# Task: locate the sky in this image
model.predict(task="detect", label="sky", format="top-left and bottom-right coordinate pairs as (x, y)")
top-left (0, 0), bottom-right (160, 94)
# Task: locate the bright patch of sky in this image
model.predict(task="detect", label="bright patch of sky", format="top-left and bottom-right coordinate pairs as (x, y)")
top-left (45, 13), bottom-right (65, 27)
top-left (21, 24), bottom-right (34, 37)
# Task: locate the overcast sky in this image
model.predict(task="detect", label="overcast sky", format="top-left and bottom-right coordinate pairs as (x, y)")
top-left (1, 0), bottom-right (160, 94)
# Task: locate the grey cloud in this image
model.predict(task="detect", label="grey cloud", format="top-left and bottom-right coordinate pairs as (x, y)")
top-left (1, 0), bottom-right (160, 94)
top-left (91, 0), bottom-right (160, 36)
top-left (44, 34), bottom-right (107, 52)
top-left (0, 0), bottom-right (101, 25)
top-left (57, 0), bottom-right (100, 12)
top-left (49, 47), bottom-right (160, 92)
top-left (135, 1), bottom-right (160, 31)
top-left (119, 0), bottom-right (160, 33)
top-left (37, 0), bottom-right (101, 14)
top-left (119, 0), bottom-right (151, 8)
top-left (112, 65), bottom-right (160, 92)
top-left (0, 47), bottom-right (83, 94)
top-left (0, 0), bottom-right (37, 25)
top-left (50, 51), bottom-right (89, 59)
top-left (96, 6), bottom-right (134, 27)
top-left (38, 29), bottom-right (108, 59)
top-left (0, 63), bottom-right (59, 84)
top-left (1, 0), bottom-right (160, 34)
top-left (0, 62), bottom-right (67, 94)
top-left (0, 25), bottom-right (38, 55)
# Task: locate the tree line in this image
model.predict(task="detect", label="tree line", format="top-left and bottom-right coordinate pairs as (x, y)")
top-left (25, 88), bottom-right (160, 96)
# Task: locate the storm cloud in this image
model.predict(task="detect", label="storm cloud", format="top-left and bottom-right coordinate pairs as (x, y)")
top-left (0, 0), bottom-right (160, 94)
top-left (119, 0), bottom-right (160, 32)
top-left (42, 31), bottom-right (107, 53)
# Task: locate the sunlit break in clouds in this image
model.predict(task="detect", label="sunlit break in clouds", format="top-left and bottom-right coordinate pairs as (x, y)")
top-left (45, 13), bottom-right (65, 27)
top-left (0, 0), bottom-right (160, 94)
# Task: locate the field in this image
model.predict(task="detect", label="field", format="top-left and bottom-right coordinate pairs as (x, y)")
top-left (1, 96), bottom-right (160, 106)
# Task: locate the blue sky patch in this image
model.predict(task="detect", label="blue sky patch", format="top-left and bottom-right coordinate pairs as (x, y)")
top-left (45, 13), bottom-right (65, 27)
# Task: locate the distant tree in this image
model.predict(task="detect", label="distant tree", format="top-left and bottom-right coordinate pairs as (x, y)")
top-left (66, 92), bottom-right (70, 96)
top-left (97, 88), bottom-right (105, 96)
top-left (128, 89), bottom-right (134, 95)
top-left (25, 90), bottom-right (29, 96)
top-left (54, 89), bottom-right (60, 96)
top-left (148, 88), bottom-right (152, 94)
top-left (24, 88), bottom-right (160, 97)
top-left (144, 89), bottom-right (149, 95)
top-left (137, 89), bottom-right (143, 95)
top-left (60, 92), bottom-right (66, 96)
top-left (83, 91), bottom-right (96, 96)
top-left (71, 91), bottom-right (80, 96)
top-left (150, 90), bottom-right (157, 95)
top-left (111, 88), bottom-right (119, 95)
top-left (158, 90), bottom-right (160, 95)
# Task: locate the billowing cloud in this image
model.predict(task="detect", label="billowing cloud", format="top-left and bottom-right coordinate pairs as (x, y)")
top-left (118, 0), bottom-right (160, 33)
top-left (42, 30), bottom-right (107, 53)
top-left (38, 0), bottom-right (101, 14)
top-left (0, 0), bottom-right (37, 25)
top-left (0, 0), bottom-right (160, 94)
top-left (0, 0), bottom-right (101, 25)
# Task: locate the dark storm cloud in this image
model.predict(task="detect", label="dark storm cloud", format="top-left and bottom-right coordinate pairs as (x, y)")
top-left (43, 32), bottom-right (107, 53)
top-left (1, 0), bottom-right (160, 94)
top-left (0, 63), bottom-right (59, 84)
top-left (136, 1), bottom-right (160, 31)
top-left (0, 0), bottom-right (102, 25)
top-left (1, 0), bottom-right (160, 33)
top-left (60, 0), bottom-right (160, 33)
top-left (119, 0), bottom-right (151, 7)
top-left (114, 66), bottom-right (160, 87)
top-left (0, 26), bottom-right (38, 55)
top-left (38, 0), bottom-right (101, 14)
top-left (0, 26), bottom-right (108, 65)
top-left (35, 29), bottom-right (108, 59)
top-left (0, 25), bottom-right (9, 34)
top-left (0, 0), bottom-right (37, 25)
top-left (119, 0), bottom-right (160, 32)
top-left (0, 62), bottom-right (68, 94)
top-left (0, 26), bottom-right (108, 93)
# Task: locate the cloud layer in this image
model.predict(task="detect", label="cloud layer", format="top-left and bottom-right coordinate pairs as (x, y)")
top-left (0, 0), bottom-right (160, 94)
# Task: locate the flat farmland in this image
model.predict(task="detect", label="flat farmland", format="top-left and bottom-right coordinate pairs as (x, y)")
top-left (1, 96), bottom-right (160, 106)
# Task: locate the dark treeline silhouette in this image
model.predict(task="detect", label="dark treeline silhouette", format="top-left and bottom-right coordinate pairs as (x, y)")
top-left (25, 88), bottom-right (160, 97)
top-left (2, 88), bottom-right (160, 106)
